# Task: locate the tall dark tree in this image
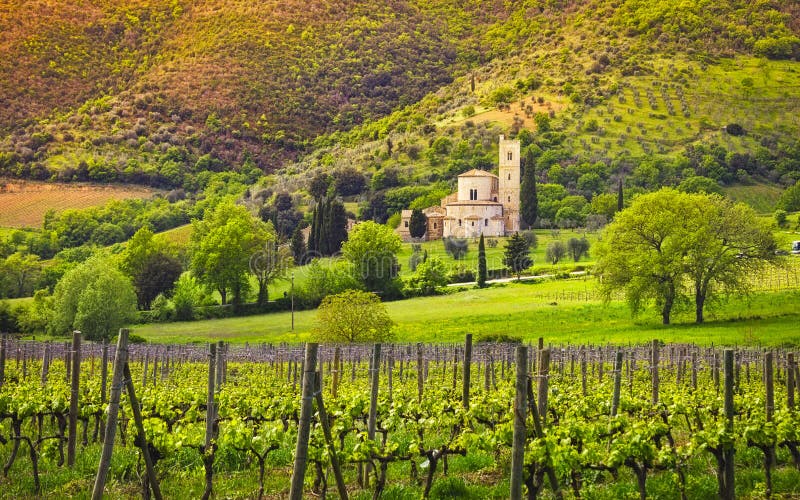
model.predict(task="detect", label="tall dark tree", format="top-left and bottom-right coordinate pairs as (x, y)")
top-left (503, 233), bottom-right (532, 280)
top-left (134, 252), bottom-right (183, 309)
top-left (309, 173), bottom-right (330, 200)
top-left (617, 177), bottom-right (624, 213)
top-left (408, 209), bottom-right (428, 239)
top-left (291, 227), bottom-right (307, 265)
top-left (309, 196), bottom-right (348, 257)
top-left (520, 147), bottom-right (539, 228)
top-left (477, 233), bottom-right (487, 288)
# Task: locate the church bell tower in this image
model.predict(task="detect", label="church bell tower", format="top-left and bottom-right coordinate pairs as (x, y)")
top-left (497, 135), bottom-right (520, 234)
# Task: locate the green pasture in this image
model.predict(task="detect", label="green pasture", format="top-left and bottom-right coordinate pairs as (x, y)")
top-left (132, 279), bottom-right (800, 347)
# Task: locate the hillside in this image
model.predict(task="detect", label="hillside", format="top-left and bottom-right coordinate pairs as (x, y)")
top-left (0, 0), bottom-right (798, 194)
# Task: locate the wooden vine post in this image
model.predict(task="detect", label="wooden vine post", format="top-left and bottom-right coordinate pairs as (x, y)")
top-left (123, 362), bottom-right (162, 500)
top-left (0, 334), bottom-right (6, 389)
top-left (722, 349), bottom-right (735, 500)
top-left (366, 343), bottom-right (381, 487)
top-left (510, 345), bottom-right (527, 500)
top-left (67, 331), bottom-right (81, 467)
top-left (289, 343), bottom-right (318, 500)
top-left (537, 348), bottom-right (550, 422)
top-left (611, 351), bottom-right (623, 417)
top-left (788, 353), bottom-right (796, 410)
top-left (651, 339), bottom-right (660, 406)
top-left (92, 329), bottom-right (130, 500)
top-left (312, 372), bottom-right (348, 500)
top-left (202, 343), bottom-right (217, 500)
top-left (416, 342), bottom-right (424, 403)
top-left (462, 333), bottom-right (472, 410)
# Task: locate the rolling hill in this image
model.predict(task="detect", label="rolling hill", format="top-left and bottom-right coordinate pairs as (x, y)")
top-left (0, 0), bottom-right (798, 199)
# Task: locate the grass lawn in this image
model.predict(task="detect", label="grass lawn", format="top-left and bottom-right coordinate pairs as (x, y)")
top-left (132, 279), bottom-right (800, 347)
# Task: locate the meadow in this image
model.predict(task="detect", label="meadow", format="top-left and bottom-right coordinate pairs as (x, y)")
top-left (132, 278), bottom-right (800, 347)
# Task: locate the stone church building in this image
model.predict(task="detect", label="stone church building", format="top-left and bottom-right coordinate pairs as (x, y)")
top-left (398, 135), bottom-right (520, 241)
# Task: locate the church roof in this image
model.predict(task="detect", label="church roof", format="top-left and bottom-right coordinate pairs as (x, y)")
top-left (458, 169), bottom-right (498, 179)
top-left (445, 200), bottom-right (503, 207)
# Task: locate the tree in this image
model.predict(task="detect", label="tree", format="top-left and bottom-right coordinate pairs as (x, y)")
top-left (408, 209), bottom-right (427, 239)
top-left (520, 148), bottom-right (539, 227)
top-left (477, 233), bottom-right (487, 288)
top-left (595, 189), bottom-right (776, 325)
top-left (49, 256), bottom-right (137, 339)
top-left (0, 252), bottom-right (41, 298)
top-left (341, 221), bottom-right (402, 297)
top-left (333, 167), bottom-right (367, 196)
top-left (409, 258), bottom-right (449, 295)
top-left (190, 201), bottom-right (261, 306)
top-left (314, 290), bottom-right (395, 343)
top-left (250, 226), bottom-right (293, 307)
top-left (545, 240), bottom-right (567, 264)
top-left (778, 182), bottom-right (800, 212)
top-left (309, 173), bottom-right (330, 200)
top-left (308, 196), bottom-right (348, 257)
top-left (617, 178), bottom-right (624, 213)
top-left (133, 252), bottom-right (183, 309)
top-left (677, 176), bottom-right (723, 195)
top-left (291, 227), bottom-right (307, 265)
top-left (681, 195), bottom-right (776, 323)
top-left (567, 237), bottom-right (590, 262)
top-left (503, 233), bottom-right (532, 280)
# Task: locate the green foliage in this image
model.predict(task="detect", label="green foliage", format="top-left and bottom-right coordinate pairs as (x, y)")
top-left (297, 260), bottom-right (362, 308)
top-left (678, 176), bottom-right (723, 195)
top-left (596, 189), bottom-right (776, 324)
top-left (774, 209), bottom-right (788, 227)
top-left (50, 256), bottom-right (136, 339)
top-left (408, 258), bottom-right (449, 295)
top-left (477, 234), bottom-right (487, 288)
top-left (520, 148), bottom-right (538, 228)
top-left (308, 196), bottom-right (348, 257)
top-left (443, 237), bottom-right (469, 260)
top-left (567, 237), bottom-right (590, 262)
top-left (0, 252), bottom-right (41, 299)
top-left (313, 290), bottom-right (394, 343)
top-left (545, 240), bottom-right (567, 265)
top-left (408, 209), bottom-right (428, 239)
top-left (778, 183), bottom-right (800, 212)
top-left (503, 233), bottom-right (531, 279)
top-left (341, 221), bottom-right (402, 297)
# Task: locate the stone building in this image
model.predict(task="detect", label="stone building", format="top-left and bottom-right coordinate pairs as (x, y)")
top-left (397, 135), bottom-right (520, 241)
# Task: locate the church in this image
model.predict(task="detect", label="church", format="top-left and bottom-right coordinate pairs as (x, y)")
top-left (398, 135), bottom-right (520, 241)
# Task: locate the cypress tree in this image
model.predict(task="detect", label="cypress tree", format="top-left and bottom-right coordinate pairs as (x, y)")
top-left (409, 209), bottom-right (428, 239)
top-left (503, 232), bottom-right (532, 281)
top-left (291, 226), bottom-right (306, 265)
top-left (477, 233), bottom-right (487, 288)
top-left (617, 178), bottom-right (624, 213)
top-left (325, 198), bottom-right (348, 255)
top-left (520, 148), bottom-right (539, 228)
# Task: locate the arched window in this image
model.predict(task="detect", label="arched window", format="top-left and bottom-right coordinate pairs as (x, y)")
top-left (508, 196), bottom-right (511, 202)
top-left (458, 219), bottom-right (462, 226)
top-left (433, 222), bottom-right (437, 229)
top-left (507, 151), bottom-right (513, 161)
top-left (508, 173), bottom-right (511, 180)
top-left (484, 218), bottom-right (488, 226)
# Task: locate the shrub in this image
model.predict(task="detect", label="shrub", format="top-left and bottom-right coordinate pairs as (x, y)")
top-left (313, 290), bottom-right (394, 343)
top-left (408, 258), bottom-right (449, 295)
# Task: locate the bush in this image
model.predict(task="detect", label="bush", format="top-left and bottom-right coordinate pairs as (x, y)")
top-left (407, 258), bottom-right (449, 295)
top-left (313, 290), bottom-right (394, 343)
top-left (774, 209), bottom-right (788, 227)
top-left (519, 230), bottom-right (538, 249)
top-left (724, 123), bottom-right (745, 136)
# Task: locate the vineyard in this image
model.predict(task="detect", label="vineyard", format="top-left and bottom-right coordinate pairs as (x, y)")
top-left (0, 180), bottom-right (156, 228)
top-left (0, 333), bottom-right (798, 498)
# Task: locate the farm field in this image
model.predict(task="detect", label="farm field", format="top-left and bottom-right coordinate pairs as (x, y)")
top-left (0, 338), bottom-right (798, 498)
top-left (0, 179), bottom-right (157, 228)
top-left (131, 280), bottom-right (800, 347)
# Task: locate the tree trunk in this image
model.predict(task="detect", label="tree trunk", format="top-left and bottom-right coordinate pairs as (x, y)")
top-left (219, 288), bottom-right (227, 306)
top-left (695, 285), bottom-right (706, 324)
top-left (661, 283), bottom-right (675, 325)
top-left (257, 281), bottom-right (268, 307)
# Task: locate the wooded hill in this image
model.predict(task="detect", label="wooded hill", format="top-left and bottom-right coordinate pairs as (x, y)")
top-left (0, 0), bottom-right (799, 195)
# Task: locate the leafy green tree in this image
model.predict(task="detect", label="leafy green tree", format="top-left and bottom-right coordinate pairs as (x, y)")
top-left (595, 189), bottom-right (776, 324)
top-left (408, 209), bottom-right (427, 239)
top-left (774, 209), bottom-right (788, 227)
top-left (314, 290), bottom-right (395, 343)
top-left (778, 182), bottom-right (800, 212)
top-left (308, 173), bottom-right (330, 200)
top-left (567, 237), bottom-right (590, 262)
top-left (341, 221), bottom-right (402, 297)
top-left (520, 148), bottom-right (539, 228)
top-left (503, 233), bottom-right (532, 280)
top-left (190, 201), bottom-right (262, 306)
top-left (297, 260), bottom-right (362, 307)
top-left (477, 233), bottom-right (487, 288)
top-left (49, 256), bottom-right (136, 339)
top-left (545, 240), bottom-right (567, 264)
top-left (409, 258), bottom-right (449, 295)
top-left (250, 225), bottom-right (293, 307)
top-left (0, 252), bottom-right (41, 298)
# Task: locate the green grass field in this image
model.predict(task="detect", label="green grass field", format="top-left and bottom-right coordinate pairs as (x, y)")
top-left (132, 279), bottom-right (800, 347)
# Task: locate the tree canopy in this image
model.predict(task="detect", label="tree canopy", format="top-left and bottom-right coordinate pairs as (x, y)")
top-left (595, 189), bottom-right (776, 324)
top-left (503, 232), bottom-right (532, 280)
top-left (314, 290), bottom-right (395, 343)
top-left (341, 221), bottom-right (402, 297)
